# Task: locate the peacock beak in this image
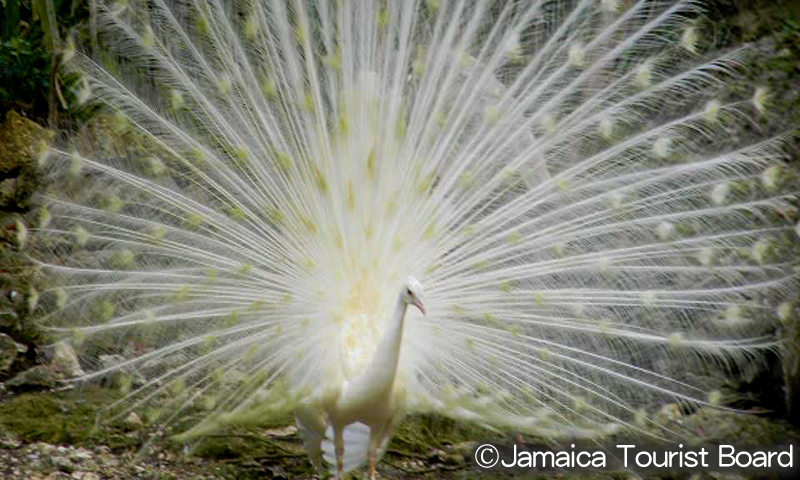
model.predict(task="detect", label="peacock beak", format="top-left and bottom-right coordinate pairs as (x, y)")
top-left (413, 298), bottom-right (426, 315)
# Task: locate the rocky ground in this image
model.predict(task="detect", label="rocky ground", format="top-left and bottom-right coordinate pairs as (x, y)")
top-left (1, 381), bottom-right (799, 480)
top-left (0, 431), bottom-right (470, 480)
top-left (0, 440), bottom-right (227, 480)
top-left (0, 384), bottom-right (466, 480)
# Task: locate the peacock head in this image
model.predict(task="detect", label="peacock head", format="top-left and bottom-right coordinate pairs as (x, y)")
top-left (402, 276), bottom-right (426, 315)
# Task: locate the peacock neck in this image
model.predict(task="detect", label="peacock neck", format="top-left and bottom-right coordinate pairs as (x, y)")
top-left (359, 294), bottom-right (408, 392)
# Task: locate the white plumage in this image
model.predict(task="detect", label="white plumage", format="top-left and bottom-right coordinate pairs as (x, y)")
top-left (33, 0), bottom-right (798, 477)
top-left (295, 277), bottom-right (423, 476)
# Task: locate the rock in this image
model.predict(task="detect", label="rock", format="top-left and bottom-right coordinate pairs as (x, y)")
top-left (1, 290), bottom-right (22, 326)
top-left (0, 177), bottom-right (17, 204)
top-left (51, 455), bottom-right (77, 473)
top-left (69, 448), bottom-right (94, 463)
top-left (427, 448), bottom-right (447, 463)
top-left (124, 412), bottom-right (143, 428)
top-left (0, 307), bottom-right (18, 328)
top-left (71, 473), bottom-right (100, 480)
top-left (44, 473), bottom-right (70, 480)
top-left (92, 446), bottom-right (110, 455)
top-left (7, 216), bottom-right (28, 249)
top-left (266, 465), bottom-right (288, 479)
top-left (0, 111), bottom-right (53, 169)
top-left (98, 354), bottom-right (145, 388)
top-left (0, 333), bottom-right (27, 373)
top-left (7, 365), bottom-right (56, 390)
top-left (98, 354), bottom-right (125, 370)
top-left (263, 425), bottom-right (297, 437)
top-left (33, 442), bottom-right (56, 453)
top-left (7, 290), bottom-right (21, 303)
top-left (0, 111), bottom-right (52, 211)
top-left (0, 432), bottom-right (22, 449)
top-left (98, 454), bottom-right (118, 468)
top-left (427, 447), bottom-right (465, 465)
top-left (50, 341), bottom-right (85, 379)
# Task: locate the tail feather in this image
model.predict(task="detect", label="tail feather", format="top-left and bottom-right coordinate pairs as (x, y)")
top-left (321, 423), bottom-right (372, 474)
top-left (318, 422), bottom-right (394, 474)
top-left (294, 407), bottom-right (327, 472)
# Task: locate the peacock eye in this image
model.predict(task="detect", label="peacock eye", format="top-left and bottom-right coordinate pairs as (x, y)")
top-left (406, 288), bottom-right (412, 296)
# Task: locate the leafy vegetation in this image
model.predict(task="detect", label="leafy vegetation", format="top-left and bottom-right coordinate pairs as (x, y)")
top-left (0, 35), bottom-right (51, 119)
top-left (0, 0), bottom-right (92, 122)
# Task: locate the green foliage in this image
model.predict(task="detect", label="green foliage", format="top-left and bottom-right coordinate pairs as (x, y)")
top-left (0, 0), bottom-right (91, 121)
top-left (32, 0), bottom-right (61, 53)
top-left (0, 35), bottom-right (51, 118)
top-left (1, 0), bottom-right (21, 40)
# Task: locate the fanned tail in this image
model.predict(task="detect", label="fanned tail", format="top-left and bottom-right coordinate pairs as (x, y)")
top-left (29, 0), bottom-right (799, 452)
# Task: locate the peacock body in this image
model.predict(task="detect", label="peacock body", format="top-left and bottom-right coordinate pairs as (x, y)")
top-left (33, 0), bottom-right (799, 476)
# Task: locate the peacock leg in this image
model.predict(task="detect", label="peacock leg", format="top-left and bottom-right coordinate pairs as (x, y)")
top-left (367, 431), bottom-right (379, 480)
top-left (334, 426), bottom-right (344, 478)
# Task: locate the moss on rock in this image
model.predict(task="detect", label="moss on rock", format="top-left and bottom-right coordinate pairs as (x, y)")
top-left (0, 110), bottom-right (51, 212)
top-left (0, 387), bottom-right (133, 448)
